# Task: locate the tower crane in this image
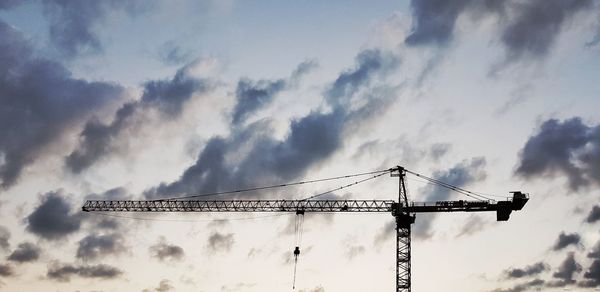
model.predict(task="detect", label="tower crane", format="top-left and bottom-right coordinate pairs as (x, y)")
top-left (82, 166), bottom-right (529, 292)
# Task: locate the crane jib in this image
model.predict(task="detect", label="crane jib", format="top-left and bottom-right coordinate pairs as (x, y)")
top-left (82, 195), bottom-right (528, 221)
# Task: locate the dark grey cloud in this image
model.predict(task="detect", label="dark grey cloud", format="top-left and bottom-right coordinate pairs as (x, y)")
top-left (504, 262), bottom-right (548, 279)
top-left (26, 191), bottom-right (84, 240)
top-left (0, 226), bottom-right (9, 251)
top-left (0, 21), bottom-right (124, 188)
top-left (429, 143), bottom-right (451, 162)
top-left (589, 240), bottom-right (600, 259)
top-left (580, 259), bottom-right (600, 288)
top-left (550, 252), bottom-right (581, 286)
top-left (7, 242), bottom-right (40, 263)
top-left (404, 0), bottom-right (472, 46)
top-left (149, 237), bottom-right (184, 262)
top-left (373, 219), bottom-right (395, 247)
top-left (65, 62), bottom-right (213, 173)
top-left (145, 49), bottom-right (399, 200)
top-left (64, 104), bottom-right (135, 173)
top-left (326, 49), bottom-right (398, 106)
top-left (290, 59), bottom-right (318, 84)
top-left (76, 233), bottom-right (126, 260)
top-left (158, 41), bottom-right (192, 65)
top-left (146, 111), bottom-right (345, 199)
top-left (46, 262), bottom-right (122, 282)
top-left (413, 157), bottom-right (487, 239)
top-left (0, 263), bottom-right (13, 277)
top-left (0, 0), bottom-right (22, 10)
top-left (404, 0), bottom-right (594, 71)
top-left (490, 279), bottom-right (545, 292)
top-left (232, 60), bottom-right (317, 125)
top-left (207, 232), bottom-right (234, 254)
top-left (455, 215), bottom-right (487, 237)
top-left (552, 232), bottom-right (581, 251)
top-left (232, 78), bottom-right (286, 125)
top-left (41, 0), bottom-right (150, 57)
top-left (499, 0), bottom-right (591, 64)
top-left (143, 279), bottom-right (175, 292)
top-left (583, 240), bottom-right (600, 287)
top-left (586, 205), bottom-right (600, 223)
top-left (515, 117), bottom-right (600, 191)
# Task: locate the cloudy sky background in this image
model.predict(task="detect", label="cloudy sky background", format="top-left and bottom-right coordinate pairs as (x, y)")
top-left (0, 0), bottom-right (600, 291)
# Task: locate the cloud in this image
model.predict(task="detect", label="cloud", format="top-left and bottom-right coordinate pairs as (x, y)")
top-left (494, 84), bottom-right (533, 116)
top-left (0, 21), bottom-right (124, 188)
top-left (587, 26), bottom-right (600, 48)
top-left (580, 259), bottom-right (600, 288)
top-left (232, 78), bottom-right (286, 125)
top-left (0, 0), bottom-right (22, 10)
top-left (0, 226), bottom-right (9, 251)
top-left (404, 0), bottom-right (473, 46)
top-left (515, 117), bottom-right (600, 191)
top-left (583, 239), bottom-right (600, 287)
top-left (299, 286), bottom-right (325, 292)
top-left (7, 242), bottom-right (41, 263)
top-left (552, 232), bottom-right (581, 251)
top-left (149, 237), bottom-right (184, 262)
top-left (412, 157), bottom-right (487, 239)
top-left (373, 219), bottom-right (395, 247)
top-left (290, 59), bottom-right (319, 85)
top-left (220, 282), bottom-right (256, 292)
top-left (345, 245), bottom-right (365, 260)
top-left (429, 143), bottom-right (451, 162)
top-left (65, 61), bottom-right (213, 173)
top-left (46, 262), bottom-right (122, 282)
top-left (0, 263), bottom-right (13, 277)
top-left (589, 240), bottom-right (600, 259)
top-left (143, 279), bottom-right (175, 292)
top-left (26, 191), bottom-right (84, 240)
top-left (403, 0), bottom-right (594, 71)
top-left (207, 232), bottom-right (234, 254)
top-left (504, 262), bottom-right (548, 279)
top-left (550, 252), bottom-right (582, 286)
top-left (145, 49), bottom-right (399, 200)
top-left (456, 215), bottom-right (487, 237)
top-left (232, 59), bottom-right (317, 125)
top-left (76, 233), bottom-right (127, 260)
top-left (586, 205), bottom-right (600, 223)
top-left (41, 0), bottom-right (150, 57)
top-left (326, 49), bottom-right (399, 107)
top-left (158, 41), bottom-right (193, 65)
top-left (490, 279), bottom-right (545, 292)
top-left (498, 0), bottom-right (592, 65)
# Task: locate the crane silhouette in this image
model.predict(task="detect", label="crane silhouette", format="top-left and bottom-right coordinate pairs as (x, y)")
top-left (82, 166), bottom-right (528, 292)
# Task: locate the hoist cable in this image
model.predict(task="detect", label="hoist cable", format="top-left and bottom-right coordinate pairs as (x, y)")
top-left (292, 213), bottom-right (304, 290)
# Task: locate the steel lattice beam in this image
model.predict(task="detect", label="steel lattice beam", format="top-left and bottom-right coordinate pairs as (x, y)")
top-left (82, 199), bottom-right (395, 212)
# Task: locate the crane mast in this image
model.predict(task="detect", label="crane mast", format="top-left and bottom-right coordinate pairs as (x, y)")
top-left (82, 166), bottom-right (528, 292)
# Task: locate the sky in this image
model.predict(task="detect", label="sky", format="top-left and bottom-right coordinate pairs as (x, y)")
top-left (0, 0), bottom-right (600, 291)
